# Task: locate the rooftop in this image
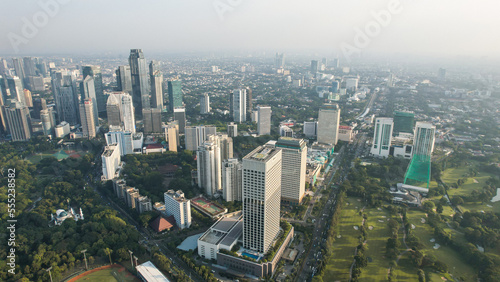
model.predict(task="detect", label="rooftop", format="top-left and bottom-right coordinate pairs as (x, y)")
top-left (136, 261), bottom-right (170, 282)
top-left (245, 145), bottom-right (280, 162)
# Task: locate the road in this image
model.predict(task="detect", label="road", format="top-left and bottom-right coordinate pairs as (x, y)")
top-left (295, 133), bottom-right (369, 281)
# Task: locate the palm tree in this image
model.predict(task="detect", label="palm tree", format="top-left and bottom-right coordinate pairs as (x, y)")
top-left (105, 248), bottom-right (113, 265)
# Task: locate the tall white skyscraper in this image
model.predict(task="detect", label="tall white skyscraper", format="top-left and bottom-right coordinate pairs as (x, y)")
top-left (232, 89), bottom-right (246, 123)
top-left (317, 104), bottom-right (341, 145)
top-left (276, 137), bottom-right (307, 204)
top-left (105, 130), bottom-right (134, 156)
top-left (164, 190), bottom-right (191, 229)
top-left (257, 105), bottom-right (271, 136)
top-left (106, 92), bottom-right (136, 133)
top-left (222, 159), bottom-right (242, 202)
top-left (185, 125), bottom-right (217, 151)
top-left (413, 122), bottom-right (436, 158)
top-left (165, 124), bottom-right (178, 152)
top-left (370, 118), bottom-right (394, 158)
top-left (200, 93), bottom-right (210, 114)
top-left (149, 60), bottom-right (163, 109)
top-left (102, 144), bottom-right (121, 180)
top-left (197, 141), bottom-right (221, 196)
top-left (79, 98), bottom-right (96, 139)
top-left (80, 76), bottom-right (99, 126)
top-left (242, 145), bottom-right (282, 253)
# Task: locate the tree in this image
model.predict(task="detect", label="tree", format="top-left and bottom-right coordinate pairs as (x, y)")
top-left (105, 248), bottom-right (113, 265)
top-left (436, 203), bottom-right (444, 214)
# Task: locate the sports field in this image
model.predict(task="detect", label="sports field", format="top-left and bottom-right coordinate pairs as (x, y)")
top-left (27, 148), bottom-right (87, 163)
top-left (70, 264), bottom-right (139, 282)
top-left (191, 196), bottom-right (226, 216)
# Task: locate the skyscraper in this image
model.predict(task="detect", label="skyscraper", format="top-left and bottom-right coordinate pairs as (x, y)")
top-left (23, 90), bottom-right (33, 107)
top-left (52, 73), bottom-right (80, 125)
top-left (197, 140), bottom-right (221, 196)
top-left (23, 57), bottom-right (37, 77)
top-left (40, 108), bottom-right (56, 136)
top-left (149, 61), bottom-right (163, 109)
top-left (257, 105), bottom-right (271, 136)
top-left (4, 100), bottom-right (32, 141)
top-left (165, 124), bottom-right (178, 152)
top-left (129, 49), bottom-right (150, 115)
top-left (393, 111), bottom-right (414, 135)
top-left (246, 87), bottom-right (253, 119)
top-left (106, 92), bottom-right (136, 133)
top-left (80, 76), bottom-right (99, 126)
top-left (242, 145), bottom-right (282, 253)
top-left (106, 94), bottom-right (122, 127)
top-left (276, 137), bottom-right (307, 204)
top-left (413, 122), bottom-right (436, 158)
top-left (227, 122), bottom-right (237, 137)
top-left (275, 53), bottom-right (285, 68)
top-left (32, 98), bottom-right (47, 119)
top-left (79, 98), bottom-right (96, 139)
top-left (185, 125), bottom-right (217, 151)
top-left (200, 93), bottom-right (210, 114)
top-left (438, 68), bottom-right (446, 81)
top-left (217, 133), bottom-right (234, 161)
top-left (116, 65), bottom-right (133, 95)
top-left (142, 108), bottom-right (162, 134)
top-left (232, 89), bottom-right (246, 123)
top-left (222, 158), bottom-right (242, 202)
top-left (317, 104), bottom-right (341, 145)
top-left (167, 80), bottom-right (183, 112)
top-left (12, 58), bottom-right (25, 87)
top-left (173, 107), bottom-right (186, 134)
top-left (7, 76), bottom-right (25, 105)
top-left (370, 118), bottom-right (394, 158)
top-left (121, 93), bottom-right (135, 133)
top-left (311, 60), bottom-right (319, 74)
top-left (82, 65), bottom-right (106, 113)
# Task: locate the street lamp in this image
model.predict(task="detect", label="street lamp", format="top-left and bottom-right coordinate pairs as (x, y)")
top-left (128, 250), bottom-right (134, 270)
top-left (46, 266), bottom-right (53, 282)
top-left (81, 249), bottom-right (88, 270)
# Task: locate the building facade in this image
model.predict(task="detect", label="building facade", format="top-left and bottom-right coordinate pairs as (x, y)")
top-left (370, 118), bottom-right (393, 158)
top-left (276, 137), bottom-right (307, 204)
top-left (317, 104), bottom-right (340, 145)
top-left (164, 190), bottom-right (191, 229)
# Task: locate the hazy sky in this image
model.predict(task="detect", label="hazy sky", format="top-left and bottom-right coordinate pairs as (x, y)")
top-left (1, 0), bottom-right (499, 58)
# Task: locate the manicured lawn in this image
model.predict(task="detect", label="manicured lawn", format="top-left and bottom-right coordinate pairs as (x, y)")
top-left (322, 197), bottom-right (363, 281)
top-left (442, 167), bottom-right (494, 198)
top-left (405, 210), bottom-right (477, 281)
top-left (358, 206), bottom-right (394, 281)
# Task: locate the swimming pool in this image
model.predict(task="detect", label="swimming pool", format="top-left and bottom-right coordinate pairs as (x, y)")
top-left (242, 252), bottom-right (259, 260)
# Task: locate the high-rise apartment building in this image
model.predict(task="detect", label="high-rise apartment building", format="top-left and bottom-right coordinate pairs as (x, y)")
top-left (276, 137), bottom-right (307, 204)
top-left (168, 80), bottom-right (183, 112)
top-left (257, 105), bottom-right (271, 136)
top-left (317, 104), bottom-right (341, 145)
top-left (197, 140), bottom-right (221, 196)
top-left (200, 93), bottom-right (210, 114)
top-left (164, 190), bottom-right (191, 230)
top-left (370, 118), bottom-right (393, 158)
top-left (149, 61), bottom-right (163, 109)
top-left (79, 99), bottom-right (96, 139)
top-left (129, 49), bottom-right (150, 115)
top-left (102, 144), bottom-right (121, 180)
top-left (7, 76), bottom-right (25, 105)
top-left (242, 145), bottom-right (282, 253)
top-left (52, 73), bottom-right (80, 125)
top-left (222, 158), bottom-right (242, 202)
top-left (232, 89), bottom-right (246, 123)
top-left (82, 65), bottom-right (106, 113)
top-left (105, 130), bottom-right (134, 156)
top-left (106, 92), bottom-right (135, 133)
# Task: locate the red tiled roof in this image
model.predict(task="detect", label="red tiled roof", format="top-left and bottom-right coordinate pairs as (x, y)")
top-left (339, 125), bottom-right (352, 130)
top-left (146, 144), bottom-right (164, 149)
top-left (150, 215), bottom-right (176, 232)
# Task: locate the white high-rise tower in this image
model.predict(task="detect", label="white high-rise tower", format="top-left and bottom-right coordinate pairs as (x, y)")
top-left (370, 118), bottom-right (394, 158)
top-left (317, 104), bottom-right (341, 145)
top-left (242, 145), bottom-right (282, 253)
top-left (276, 137), bottom-right (307, 204)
